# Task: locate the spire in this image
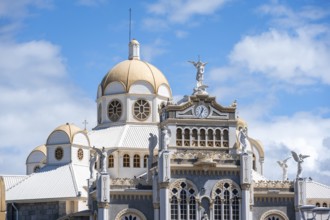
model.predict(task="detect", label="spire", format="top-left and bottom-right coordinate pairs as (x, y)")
top-left (128, 39), bottom-right (140, 60)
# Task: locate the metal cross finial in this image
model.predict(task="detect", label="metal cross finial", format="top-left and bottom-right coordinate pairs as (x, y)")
top-left (82, 119), bottom-right (88, 130)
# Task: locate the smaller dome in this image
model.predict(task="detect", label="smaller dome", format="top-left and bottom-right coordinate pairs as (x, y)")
top-left (31, 144), bottom-right (46, 155)
top-left (47, 123), bottom-right (84, 145)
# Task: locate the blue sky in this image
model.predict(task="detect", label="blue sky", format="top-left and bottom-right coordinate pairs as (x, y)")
top-left (0, 0), bottom-right (329, 184)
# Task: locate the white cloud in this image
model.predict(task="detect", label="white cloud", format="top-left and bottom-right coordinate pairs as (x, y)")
top-left (244, 110), bottom-right (330, 183)
top-left (229, 28), bottom-right (330, 85)
top-left (0, 40), bottom-right (95, 174)
top-left (147, 0), bottom-right (229, 24)
top-left (141, 39), bottom-right (168, 62)
top-left (225, 3), bottom-right (330, 85)
top-left (0, 0), bottom-right (53, 19)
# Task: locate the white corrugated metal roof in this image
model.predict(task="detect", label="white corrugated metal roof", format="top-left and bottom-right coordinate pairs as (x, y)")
top-left (306, 180), bottom-right (330, 199)
top-left (252, 170), bottom-right (268, 181)
top-left (4, 164), bottom-right (88, 202)
top-left (89, 124), bottom-right (159, 149)
top-left (2, 175), bottom-right (29, 191)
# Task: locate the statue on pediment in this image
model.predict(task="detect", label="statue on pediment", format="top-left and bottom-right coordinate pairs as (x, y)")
top-left (189, 59), bottom-right (208, 95)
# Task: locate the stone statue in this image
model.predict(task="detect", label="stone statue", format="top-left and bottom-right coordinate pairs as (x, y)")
top-left (277, 157), bottom-right (291, 181)
top-left (161, 126), bottom-right (171, 150)
top-left (189, 59), bottom-right (208, 95)
top-left (94, 146), bottom-right (108, 173)
top-left (201, 212), bottom-right (209, 220)
top-left (291, 151), bottom-right (310, 179)
top-left (238, 128), bottom-right (250, 153)
top-left (89, 152), bottom-right (97, 179)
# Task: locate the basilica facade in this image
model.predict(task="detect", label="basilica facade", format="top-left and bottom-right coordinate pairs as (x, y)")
top-left (1, 39), bottom-right (330, 220)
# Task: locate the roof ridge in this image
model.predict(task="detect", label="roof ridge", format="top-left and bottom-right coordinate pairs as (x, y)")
top-left (117, 125), bottom-right (129, 147)
top-left (310, 180), bottom-right (330, 189)
top-left (6, 174), bottom-right (33, 191)
top-left (69, 164), bottom-right (79, 196)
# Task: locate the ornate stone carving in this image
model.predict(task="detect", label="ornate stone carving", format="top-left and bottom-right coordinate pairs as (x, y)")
top-left (253, 180), bottom-right (293, 189)
top-left (111, 178), bottom-right (148, 188)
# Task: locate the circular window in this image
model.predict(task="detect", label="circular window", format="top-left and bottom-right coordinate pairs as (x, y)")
top-left (55, 147), bottom-right (63, 160)
top-left (98, 103), bottom-right (102, 124)
top-left (108, 100), bottom-right (122, 122)
top-left (77, 148), bottom-right (84, 160)
top-left (133, 99), bottom-right (150, 121)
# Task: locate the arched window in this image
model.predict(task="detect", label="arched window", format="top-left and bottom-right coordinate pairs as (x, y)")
top-left (176, 128), bottom-right (183, 146)
top-left (316, 202), bottom-right (321, 207)
top-left (108, 155), bottom-right (114, 168)
top-left (207, 129), bottom-right (213, 147)
top-left (192, 129), bottom-right (198, 147)
top-left (213, 180), bottom-right (241, 220)
top-left (123, 154), bottom-right (130, 167)
top-left (215, 129), bottom-right (221, 147)
top-left (214, 196), bottom-right (221, 219)
top-left (184, 129), bottom-right (190, 146)
top-left (223, 129), bottom-right (229, 147)
top-left (170, 180), bottom-right (197, 220)
top-left (133, 155), bottom-right (140, 168)
top-left (323, 202), bottom-right (328, 207)
top-left (143, 155), bottom-right (148, 168)
top-left (200, 129), bottom-right (206, 147)
top-left (33, 166), bottom-right (40, 173)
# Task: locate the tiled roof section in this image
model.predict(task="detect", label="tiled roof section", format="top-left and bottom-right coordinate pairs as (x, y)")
top-left (89, 124), bottom-right (159, 149)
top-left (4, 164), bottom-right (85, 201)
top-left (88, 125), bottom-right (126, 147)
top-left (306, 180), bottom-right (330, 199)
top-left (121, 125), bottom-right (159, 148)
top-left (252, 170), bottom-right (268, 181)
top-left (2, 175), bottom-right (28, 191)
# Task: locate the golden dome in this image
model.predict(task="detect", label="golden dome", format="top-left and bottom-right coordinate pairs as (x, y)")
top-left (47, 123), bottom-right (84, 144)
top-left (99, 39), bottom-right (171, 96)
top-left (100, 59), bottom-right (171, 95)
top-left (31, 144), bottom-right (46, 155)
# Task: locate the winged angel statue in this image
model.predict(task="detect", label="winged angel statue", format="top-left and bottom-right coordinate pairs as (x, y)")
top-left (277, 157), bottom-right (291, 181)
top-left (93, 146), bottom-right (108, 173)
top-left (291, 151), bottom-right (310, 179)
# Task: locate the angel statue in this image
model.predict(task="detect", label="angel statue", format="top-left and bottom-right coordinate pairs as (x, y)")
top-left (94, 146), bottom-right (108, 173)
top-left (291, 151), bottom-right (310, 179)
top-left (238, 128), bottom-right (250, 153)
top-left (89, 152), bottom-right (97, 179)
top-left (188, 59), bottom-right (208, 94)
top-left (277, 157), bottom-right (291, 181)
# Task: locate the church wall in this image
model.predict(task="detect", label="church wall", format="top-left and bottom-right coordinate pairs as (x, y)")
top-left (115, 151), bottom-right (149, 178)
top-left (71, 145), bottom-right (90, 166)
top-left (109, 194), bottom-right (153, 220)
top-left (253, 197), bottom-right (295, 220)
top-left (6, 201), bottom-right (66, 220)
top-left (47, 144), bottom-right (71, 165)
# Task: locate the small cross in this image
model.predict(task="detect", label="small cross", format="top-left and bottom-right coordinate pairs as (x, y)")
top-left (82, 119), bottom-right (88, 130)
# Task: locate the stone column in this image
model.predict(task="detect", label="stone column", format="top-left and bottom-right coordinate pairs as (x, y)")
top-left (294, 178), bottom-right (306, 220)
top-left (240, 153), bottom-right (252, 220)
top-left (97, 172), bottom-right (110, 220)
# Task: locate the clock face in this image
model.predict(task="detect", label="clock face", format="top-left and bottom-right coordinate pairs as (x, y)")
top-left (195, 105), bottom-right (209, 118)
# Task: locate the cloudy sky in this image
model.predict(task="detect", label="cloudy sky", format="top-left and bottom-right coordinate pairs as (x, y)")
top-left (0, 0), bottom-right (329, 184)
